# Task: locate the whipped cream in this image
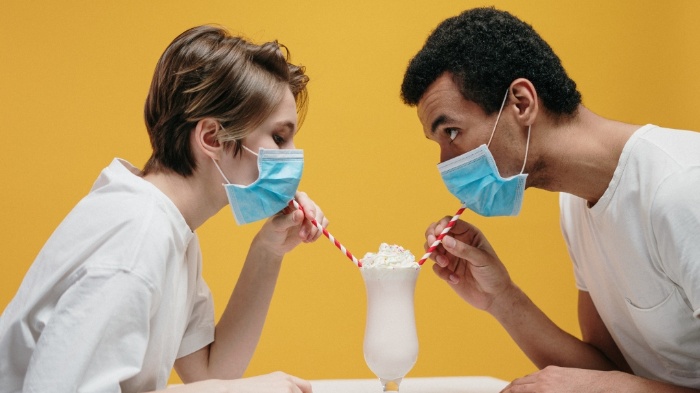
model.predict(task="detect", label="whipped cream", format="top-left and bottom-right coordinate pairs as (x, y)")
top-left (361, 243), bottom-right (418, 268)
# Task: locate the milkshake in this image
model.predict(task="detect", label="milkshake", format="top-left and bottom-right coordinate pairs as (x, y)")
top-left (361, 243), bottom-right (420, 391)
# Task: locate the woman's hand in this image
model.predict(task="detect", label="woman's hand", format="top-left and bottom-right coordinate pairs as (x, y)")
top-left (222, 372), bottom-right (313, 393)
top-left (425, 218), bottom-right (514, 312)
top-left (256, 191), bottom-right (327, 257)
top-left (160, 371), bottom-right (313, 393)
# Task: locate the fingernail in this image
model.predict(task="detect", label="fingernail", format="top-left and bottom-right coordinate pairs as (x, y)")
top-left (436, 255), bottom-right (448, 268)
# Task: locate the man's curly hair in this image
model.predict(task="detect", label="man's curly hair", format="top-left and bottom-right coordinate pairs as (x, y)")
top-left (401, 7), bottom-right (581, 117)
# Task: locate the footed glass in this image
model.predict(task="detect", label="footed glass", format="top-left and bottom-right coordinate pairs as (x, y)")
top-left (361, 267), bottom-right (420, 392)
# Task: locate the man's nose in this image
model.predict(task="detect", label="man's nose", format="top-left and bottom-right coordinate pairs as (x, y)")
top-left (440, 148), bottom-right (456, 164)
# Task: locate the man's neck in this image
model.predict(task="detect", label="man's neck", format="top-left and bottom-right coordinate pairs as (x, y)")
top-left (531, 106), bottom-right (640, 205)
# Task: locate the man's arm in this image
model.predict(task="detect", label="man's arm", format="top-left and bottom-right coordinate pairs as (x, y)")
top-left (577, 290), bottom-right (632, 372)
top-left (487, 284), bottom-right (618, 371)
top-left (427, 219), bottom-right (619, 371)
top-left (463, 272), bottom-right (700, 392)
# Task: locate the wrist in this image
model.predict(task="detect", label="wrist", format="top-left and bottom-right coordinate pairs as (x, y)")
top-left (249, 235), bottom-right (285, 267)
top-left (607, 371), bottom-right (682, 393)
top-left (487, 282), bottom-right (526, 322)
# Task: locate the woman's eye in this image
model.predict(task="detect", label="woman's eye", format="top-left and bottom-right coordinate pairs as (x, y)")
top-left (273, 134), bottom-right (285, 145)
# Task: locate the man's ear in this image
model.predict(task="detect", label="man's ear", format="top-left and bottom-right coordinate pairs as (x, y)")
top-left (509, 78), bottom-right (539, 127)
top-left (192, 118), bottom-right (222, 161)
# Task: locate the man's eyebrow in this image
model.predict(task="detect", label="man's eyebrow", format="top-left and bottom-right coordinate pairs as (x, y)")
top-left (431, 114), bottom-right (451, 134)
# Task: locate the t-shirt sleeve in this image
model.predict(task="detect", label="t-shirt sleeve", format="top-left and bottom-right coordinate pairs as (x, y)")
top-left (177, 273), bottom-right (215, 359)
top-left (652, 167), bottom-right (700, 318)
top-left (23, 267), bottom-right (154, 393)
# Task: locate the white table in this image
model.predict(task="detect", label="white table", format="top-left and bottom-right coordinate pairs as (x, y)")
top-left (311, 376), bottom-right (508, 393)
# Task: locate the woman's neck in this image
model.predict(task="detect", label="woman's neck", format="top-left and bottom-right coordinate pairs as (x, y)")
top-left (142, 167), bottom-right (226, 231)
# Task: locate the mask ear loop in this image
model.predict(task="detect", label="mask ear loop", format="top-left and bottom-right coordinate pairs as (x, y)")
top-left (242, 145), bottom-right (259, 156)
top-left (520, 125), bottom-right (531, 174)
top-left (211, 158), bottom-right (232, 184)
top-left (487, 89), bottom-right (510, 147)
top-left (211, 122), bottom-right (233, 185)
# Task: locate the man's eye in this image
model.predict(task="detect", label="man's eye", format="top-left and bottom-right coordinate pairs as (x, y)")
top-left (445, 129), bottom-right (459, 142)
top-left (273, 134), bottom-right (285, 145)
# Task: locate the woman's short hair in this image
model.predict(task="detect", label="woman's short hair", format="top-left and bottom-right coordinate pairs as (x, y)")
top-left (143, 25), bottom-right (309, 176)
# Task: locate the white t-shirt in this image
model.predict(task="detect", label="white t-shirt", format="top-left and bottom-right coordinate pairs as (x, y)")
top-left (0, 159), bottom-right (215, 393)
top-left (560, 125), bottom-right (700, 387)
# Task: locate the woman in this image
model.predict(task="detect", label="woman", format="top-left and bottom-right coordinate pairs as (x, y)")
top-left (0, 25), bottom-right (323, 393)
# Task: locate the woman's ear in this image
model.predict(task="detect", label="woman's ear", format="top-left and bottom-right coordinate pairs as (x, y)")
top-left (192, 118), bottom-right (222, 161)
top-left (509, 78), bottom-right (539, 127)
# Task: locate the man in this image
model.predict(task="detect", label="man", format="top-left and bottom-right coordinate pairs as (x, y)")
top-left (401, 7), bottom-right (700, 392)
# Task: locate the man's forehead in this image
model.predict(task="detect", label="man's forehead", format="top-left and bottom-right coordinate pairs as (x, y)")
top-left (418, 79), bottom-right (462, 123)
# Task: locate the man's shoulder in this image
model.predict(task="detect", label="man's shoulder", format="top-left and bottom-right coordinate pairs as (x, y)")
top-left (634, 126), bottom-right (700, 163)
top-left (653, 166), bottom-right (700, 207)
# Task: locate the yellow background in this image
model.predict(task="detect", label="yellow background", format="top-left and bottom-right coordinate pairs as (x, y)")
top-left (2, 0), bottom-right (700, 385)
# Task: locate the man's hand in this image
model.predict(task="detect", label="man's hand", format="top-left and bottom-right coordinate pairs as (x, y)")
top-left (500, 366), bottom-right (699, 393)
top-left (425, 217), bottom-right (514, 312)
top-left (502, 367), bottom-right (620, 393)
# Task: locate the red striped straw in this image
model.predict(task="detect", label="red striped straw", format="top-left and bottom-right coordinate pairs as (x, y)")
top-left (417, 206), bottom-right (466, 265)
top-left (289, 200), bottom-right (362, 268)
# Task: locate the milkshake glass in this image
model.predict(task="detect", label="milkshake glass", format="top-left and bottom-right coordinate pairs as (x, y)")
top-left (361, 244), bottom-right (420, 392)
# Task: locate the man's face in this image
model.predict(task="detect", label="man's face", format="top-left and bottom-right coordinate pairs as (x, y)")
top-left (417, 73), bottom-right (499, 164)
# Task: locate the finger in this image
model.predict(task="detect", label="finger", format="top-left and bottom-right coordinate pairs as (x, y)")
top-left (280, 205), bottom-right (294, 215)
top-left (301, 219), bottom-right (318, 242)
top-left (441, 237), bottom-right (470, 284)
top-left (293, 191), bottom-right (326, 242)
top-left (499, 384), bottom-right (515, 393)
top-left (434, 252), bottom-right (449, 268)
top-left (449, 260), bottom-right (461, 284)
top-left (424, 221), bottom-right (439, 242)
top-left (448, 271), bottom-right (460, 284)
top-left (441, 235), bottom-right (489, 267)
top-left (309, 217), bottom-right (328, 242)
top-left (432, 262), bottom-right (454, 283)
top-left (500, 376), bottom-right (532, 393)
top-left (302, 210), bottom-right (327, 242)
top-left (426, 217), bottom-right (465, 255)
top-left (294, 191), bottom-right (318, 221)
top-left (501, 373), bottom-right (538, 393)
top-left (422, 243), bottom-right (448, 268)
top-left (433, 215), bottom-right (454, 235)
top-left (424, 219), bottom-right (454, 263)
top-left (290, 375), bottom-right (313, 393)
top-left (272, 208), bottom-right (304, 231)
top-left (307, 210), bottom-right (326, 242)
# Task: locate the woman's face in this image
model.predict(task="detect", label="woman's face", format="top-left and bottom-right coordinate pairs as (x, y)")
top-left (222, 88), bottom-right (298, 186)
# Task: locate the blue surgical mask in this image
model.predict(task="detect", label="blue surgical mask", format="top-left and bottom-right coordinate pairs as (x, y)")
top-left (438, 90), bottom-right (530, 217)
top-left (213, 145), bottom-right (303, 225)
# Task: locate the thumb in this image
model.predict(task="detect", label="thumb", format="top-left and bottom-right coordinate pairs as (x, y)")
top-left (272, 208), bottom-right (304, 230)
top-left (442, 235), bottom-right (489, 265)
